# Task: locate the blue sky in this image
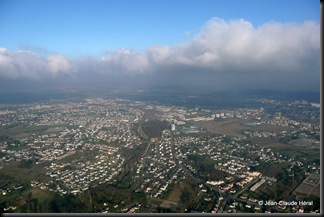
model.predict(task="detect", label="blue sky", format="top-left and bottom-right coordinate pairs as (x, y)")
top-left (0, 0), bottom-right (320, 92)
top-left (0, 0), bottom-right (320, 57)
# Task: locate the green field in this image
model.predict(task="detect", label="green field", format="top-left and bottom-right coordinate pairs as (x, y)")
top-left (0, 124), bottom-right (49, 138)
top-left (0, 161), bottom-right (50, 187)
top-left (23, 187), bottom-right (55, 203)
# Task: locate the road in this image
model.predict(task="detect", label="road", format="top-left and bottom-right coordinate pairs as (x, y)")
top-left (141, 142), bottom-right (152, 158)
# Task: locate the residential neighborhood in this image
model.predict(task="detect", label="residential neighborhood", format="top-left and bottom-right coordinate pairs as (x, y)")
top-left (0, 95), bottom-right (320, 213)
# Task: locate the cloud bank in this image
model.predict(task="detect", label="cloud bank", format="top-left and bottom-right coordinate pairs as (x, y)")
top-left (0, 18), bottom-right (320, 92)
top-left (0, 48), bottom-right (73, 79)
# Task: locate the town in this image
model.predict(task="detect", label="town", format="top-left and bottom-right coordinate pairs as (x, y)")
top-left (0, 94), bottom-right (320, 213)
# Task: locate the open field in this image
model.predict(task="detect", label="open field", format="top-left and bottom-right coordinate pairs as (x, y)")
top-left (0, 124), bottom-right (78, 139)
top-left (166, 188), bottom-right (182, 203)
top-left (0, 161), bottom-right (50, 187)
top-left (249, 137), bottom-right (290, 148)
top-left (23, 187), bottom-right (55, 203)
top-left (160, 200), bottom-right (180, 209)
top-left (148, 195), bottom-right (181, 211)
top-left (194, 118), bottom-right (292, 136)
top-left (0, 125), bottom-right (49, 138)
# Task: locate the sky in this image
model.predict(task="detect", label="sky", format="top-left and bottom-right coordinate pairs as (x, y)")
top-left (0, 0), bottom-right (321, 93)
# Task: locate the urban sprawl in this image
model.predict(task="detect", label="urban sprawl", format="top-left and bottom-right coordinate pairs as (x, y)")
top-left (0, 96), bottom-right (320, 213)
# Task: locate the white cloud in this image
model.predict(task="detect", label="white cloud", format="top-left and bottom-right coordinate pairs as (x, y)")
top-left (100, 49), bottom-right (150, 74)
top-left (0, 49), bottom-right (73, 79)
top-left (146, 18), bottom-right (319, 75)
top-left (0, 18), bottom-right (320, 91)
top-left (47, 55), bottom-right (72, 75)
top-left (0, 48), bottom-right (18, 78)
